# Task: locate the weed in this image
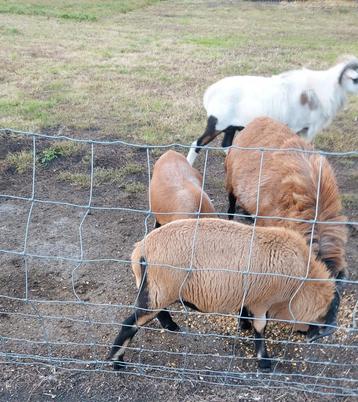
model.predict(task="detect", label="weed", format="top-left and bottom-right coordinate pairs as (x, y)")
top-left (39, 141), bottom-right (81, 165)
top-left (39, 148), bottom-right (62, 165)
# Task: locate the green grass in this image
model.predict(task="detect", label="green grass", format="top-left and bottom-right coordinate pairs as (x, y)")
top-left (0, 98), bottom-right (58, 128)
top-left (0, 0), bottom-right (163, 21)
top-left (0, 25), bottom-right (21, 35)
top-left (185, 35), bottom-right (247, 49)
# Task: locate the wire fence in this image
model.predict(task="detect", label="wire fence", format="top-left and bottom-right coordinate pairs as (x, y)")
top-left (0, 127), bottom-right (357, 397)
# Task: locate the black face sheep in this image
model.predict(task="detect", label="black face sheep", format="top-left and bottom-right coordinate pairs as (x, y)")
top-left (150, 150), bottom-right (216, 227)
top-left (108, 219), bottom-right (338, 371)
top-left (187, 56), bottom-right (358, 165)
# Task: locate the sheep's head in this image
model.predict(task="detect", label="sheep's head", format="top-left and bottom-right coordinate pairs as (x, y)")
top-left (338, 58), bottom-right (358, 94)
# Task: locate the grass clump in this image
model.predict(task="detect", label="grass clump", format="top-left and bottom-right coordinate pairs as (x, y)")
top-left (5, 150), bottom-right (33, 173)
top-left (39, 141), bottom-right (81, 165)
top-left (3, 141), bottom-right (82, 172)
top-left (58, 172), bottom-right (89, 187)
top-left (120, 163), bottom-right (143, 175)
top-left (124, 181), bottom-right (146, 194)
top-left (58, 163), bottom-right (144, 188)
top-left (94, 167), bottom-right (127, 185)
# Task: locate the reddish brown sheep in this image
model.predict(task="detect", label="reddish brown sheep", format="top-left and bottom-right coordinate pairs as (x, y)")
top-left (150, 150), bottom-right (216, 227)
top-left (225, 117), bottom-right (347, 280)
top-left (108, 219), bottom-right (338, 371)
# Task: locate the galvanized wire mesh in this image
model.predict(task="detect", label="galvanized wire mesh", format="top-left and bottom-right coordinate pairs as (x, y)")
top-left (0, 127), bottom-right (357, 397)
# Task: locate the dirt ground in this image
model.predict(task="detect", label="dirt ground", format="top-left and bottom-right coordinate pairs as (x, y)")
top-left (0, 130), bottom-right (357, 401)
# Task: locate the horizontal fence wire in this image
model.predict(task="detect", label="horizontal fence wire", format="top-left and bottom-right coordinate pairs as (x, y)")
top-left (0, 127), bottom-right (357, 397)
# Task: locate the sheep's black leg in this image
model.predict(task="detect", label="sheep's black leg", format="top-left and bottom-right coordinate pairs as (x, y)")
top-left (227, 192), bottom-right (236, 220)
top-left (252, 312), bottom-right (271, 370)
top-left (108, 313), bottom-right (139, 370)
top-left (109, 257), bottom-right (158, 370)
top-left (222, 126), bottom-right (244, 148)
top-left (157, 310), bottom-right (180, 332)
top-left (187, 115), bottom-right (220, 165)
top-left (237, 205), bottom-right (255, 224)
top-left (108, 308), bottom-right (158, 370)
top-left (253, 328), bottom-right (270, 370)
top-left (228, 194), bottom-right (255, 224)
top-left (238, 307), bottom-right (252, 331)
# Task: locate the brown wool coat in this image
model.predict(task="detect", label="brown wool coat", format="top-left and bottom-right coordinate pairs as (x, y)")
top-left (225, 117), bottom-right (347, 278)
top-left (131, 219), bottom-right (334, 325)
top-left (150, 150), bottom-right (216, 225)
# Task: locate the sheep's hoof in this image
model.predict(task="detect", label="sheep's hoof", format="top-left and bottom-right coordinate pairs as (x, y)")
top-left (112, 357), bottom-right (126, 371)
top-left (165, 322), bottom-right (181, 332)
top-left (258, 358), bottom-right (272, 371)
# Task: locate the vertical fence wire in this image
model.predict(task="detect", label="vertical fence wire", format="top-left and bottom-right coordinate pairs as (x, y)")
top-left (0, 128), bottom-right (357, 397)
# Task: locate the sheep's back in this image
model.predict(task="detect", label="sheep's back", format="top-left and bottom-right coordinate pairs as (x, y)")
top-left (150, 150), bottom-right (208, 224)
top-left (133, 219), bottom-right (311, 313)
top-left (226, 117), bottom-right (347, 276)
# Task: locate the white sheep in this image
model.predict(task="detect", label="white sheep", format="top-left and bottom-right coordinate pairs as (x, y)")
top-left (108, 218), bottom-right (339, 371)
top-left (187, 56), bottom-right (358, 165)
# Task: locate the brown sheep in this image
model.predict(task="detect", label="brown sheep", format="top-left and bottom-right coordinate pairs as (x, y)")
top-left (108, 219), bottom-right (338, 371)
top-left (225, 117), bottom-right (348, 280)
top-left (150, 150), bottom-right (216, 227)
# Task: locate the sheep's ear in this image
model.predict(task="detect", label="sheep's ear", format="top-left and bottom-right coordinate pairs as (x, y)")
top-left (307, 285), bottom-right (341, 342)
top-left (300, 89), bottom-right (319, 111)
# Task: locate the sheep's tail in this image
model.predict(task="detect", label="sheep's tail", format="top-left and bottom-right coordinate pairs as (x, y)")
top-left (276, 139), bottom-right (347, 277)
top-left (131, 243), bottom-right (148, 289)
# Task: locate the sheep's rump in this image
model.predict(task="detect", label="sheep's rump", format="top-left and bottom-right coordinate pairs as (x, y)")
top-left (131, 218), bottom-right (321, 314)
top-left (225, 117), bottom-right (347, 276)
top-left (150, 150), bottom-right (215, 224)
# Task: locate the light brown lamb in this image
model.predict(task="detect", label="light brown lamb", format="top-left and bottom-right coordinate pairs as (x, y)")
top-left (225, 117), bottom-right (348, 279)
top-left (108, 218), bottom-right (338, 371)
top-left (150, 150), bottom-right (216, 227)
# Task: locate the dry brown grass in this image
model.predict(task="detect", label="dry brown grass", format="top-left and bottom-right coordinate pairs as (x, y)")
top-left (0, 0), bottom-right (357, 151)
